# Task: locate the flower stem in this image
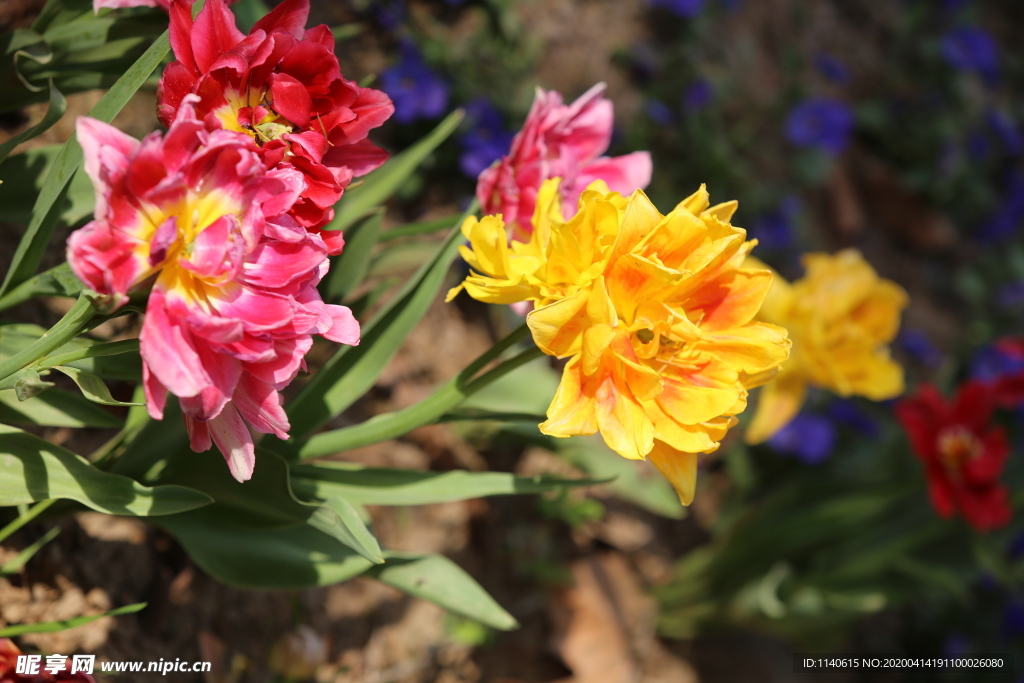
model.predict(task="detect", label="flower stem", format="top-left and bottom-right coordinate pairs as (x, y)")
top-left (0, 293), bottom-right (97, 385)
top-left (293, 324), bottom-right (541, 459)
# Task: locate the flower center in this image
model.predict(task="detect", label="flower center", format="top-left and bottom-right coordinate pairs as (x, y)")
top-left (216, 89), bottom-right (295, 147)
top-left (936, 426), bottom-right (983, 471)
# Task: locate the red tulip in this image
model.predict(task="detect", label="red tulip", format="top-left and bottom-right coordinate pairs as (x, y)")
top-left (896, 381), bottom-right (1012, 532)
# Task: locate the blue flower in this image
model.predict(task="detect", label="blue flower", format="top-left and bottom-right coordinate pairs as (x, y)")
top-left (379, 43), bottom-right (450, 125)
top-left (998, 281), bottom-right (1024, 309)
top-left (1004, 600), bottom-right (1024, 638)
top-left (747, 196), bottom-right (799, 249)
top-left (683, 80), bottom-right (713, 111)
top-left (941, 27), bottom-right (999, 84)
top-left (814, 53), bottom-right (849, 84)
top-left (458, 98), bottom-right (514, 179)
top-left (987, 110), bottom-right (1023, 157)
top-left (768, 412), bottom-right (836, 464)
top-left (827, 399), bottom-right (880, 440)
top-left (785, 97), bottom-right (854, 155)
top-left (944, 634), bottom-right (970, 657)
top-left (978, 168), bottom-right (1024, 243)
top-left (644, 99), bottom-right (674, 125)
top-left (649, 0), bottom-right (706, 18)
top-left (970, 342), bottom-right (1024, 382)
top-left (897, 329), bottom-right (943, 368)
top-left (371, 0), bottom-right (406, 31)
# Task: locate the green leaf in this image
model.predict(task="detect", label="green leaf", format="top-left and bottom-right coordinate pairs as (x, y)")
top-left (0, 424), bottom-right (212, 516)
top-left (0, 387), bottom-right (121, 428)
top-left (0, 323), bottom-right (140, 380)
top-left (561, 437), bottom-right (685, 520)
top-left (0, 263), bottom-right (85, 311)
top-left (323, 210), bottom-right (383, 302)
top-left (317, 495), bottom-right (383, 564)
top-left (0, 81), bottom-right (66, 165)
top-left (158, 510), bottom-right (375, 589)
top-left (292, 345), bottom-right (541, 459)
top-left (0, 603), bottom-right (146, 637)
top-left (366, 554), bottom-right (518, 631)
top-left (325, 109), bottom-right (465, 233)
top-left (379, 214), bottom-right (462, 242)
top-left (285, 201), bottom-right (476, 439)
top-left (0, 146), bottom-right (95, 229)
top-left (0, 526), bottom-right (60, 577)
top-left (53, 366), bottom-right (142, 406)
top-left (290, 462), bottom-right (606, 506)
top-left (155, 445), bottom-right (379, 588)
top-left (0, 29), bottom-right (170, 299)
top-left (13, 368), bottom-right (54, 400)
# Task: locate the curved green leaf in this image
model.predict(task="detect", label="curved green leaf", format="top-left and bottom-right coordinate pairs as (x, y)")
top-left (0, 81), bottom-right (66, 165)
top-left (367, 554), bottom-right (518, 631)
top-left (290, 462), bottom-right (607, 506)
top-left (0, 425), bottom-right (212, 516)
top-left (53, 366), bottom-right (141, 406)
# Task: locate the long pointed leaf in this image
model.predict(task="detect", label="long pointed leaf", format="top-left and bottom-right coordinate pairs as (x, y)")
top-left (0, 526), bottom-right (60, 577)
top-left (0, 603), bottom-right (146, 637)
top-left (367, 554), bottom-right (518, 631)
top-left (0, 424), bottom-right (212, 516)
top-left (53, 366), bottom-right (142, 406)
top-left (290, 462), bottom-right (607, 506)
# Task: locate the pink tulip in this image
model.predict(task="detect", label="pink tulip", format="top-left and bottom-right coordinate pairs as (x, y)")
top-left (68, 96), bottom-right (359, 482)
top-left (476, 83), bottom-right (652, 239)
top-left (157, 0), bottom-right (394, 252)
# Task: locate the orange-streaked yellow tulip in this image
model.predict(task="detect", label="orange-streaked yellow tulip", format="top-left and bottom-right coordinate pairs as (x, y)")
top-left (448, 179), bottom-right (791, 504)
top-left (746, 249), bottom-right (907, 444)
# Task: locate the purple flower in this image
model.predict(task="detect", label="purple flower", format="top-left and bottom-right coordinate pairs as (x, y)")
top-left (898, 329), bottom-right (943, 368)
top-left (970, 342), bottom-right (1024, 383)
top-left (458, 98), bottom-right (514, 179)
top-left (1003, 600), bottom-right (1024, 638)
top-left (649, 0), bottom-right (706, 18)
top-left (997, 281), bottom-right (1024, 309)
top-left (785, 97), bottom-right (854, 155)
top-left (380, 42), bottom-right (450, 125)
top-left (944, 634), bottom-right (970, 657)
top-left (987, 110), bottom-right (1023, 156)
top-left (827, 399), bottom-right (880, 439)
top-left (978, 168), bottom-right (1024, 243)
top-left (720, 0), bottom-right (741, 9)
top-left (748, 195), bottom-right (799, 249)
top-left (644, 99), bottom-right (674, 125)
top-left (814, 53), bottom-right (849, 84)
top-left (371, 0), bottom-right (406, 31)
top-left (768, 413), bottom-right (836, 464)
top-left (941, 27), bottom-right (999, 85)
top-left (1009, 533), bottom-right (1024, 560)
top-left (683, 80), bottom-right (713, 111)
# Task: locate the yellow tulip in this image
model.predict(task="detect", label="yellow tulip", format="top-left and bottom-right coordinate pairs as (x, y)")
top-left (746, 249), bottom-right (907, 444)
top-left (449, 179), bottom-right (791, 504)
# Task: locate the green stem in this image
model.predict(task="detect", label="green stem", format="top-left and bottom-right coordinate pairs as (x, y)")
top-left (295, 326), bottom-right (540, 459)
top-left (0, 293), bottom-right (96, 384)
top-left (38, 339), bottom-right (139, 369)
top-left (379, 214), bottom-right (462, 242)
top-left (0, 499), bottom-right (56, 544)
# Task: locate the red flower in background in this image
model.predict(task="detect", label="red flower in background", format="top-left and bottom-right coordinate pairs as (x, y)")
top-left (0, 639), bottom-right (95, 682)
top-left (896, 381), bottom-right (1012, 532)
top-left (158, 0), bottom-right (394, 252)
top-left (992, 336), bottom-right (1024, 406)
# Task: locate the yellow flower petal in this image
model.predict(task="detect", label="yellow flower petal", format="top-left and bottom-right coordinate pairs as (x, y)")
top-left (647, 442), bottom-right (698, 506)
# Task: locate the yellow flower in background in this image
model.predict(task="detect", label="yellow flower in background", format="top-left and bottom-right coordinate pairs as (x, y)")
top-left (448, 179), bottom-right (791, 504)
top-left (745, 249), bottom-right (908, 444)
